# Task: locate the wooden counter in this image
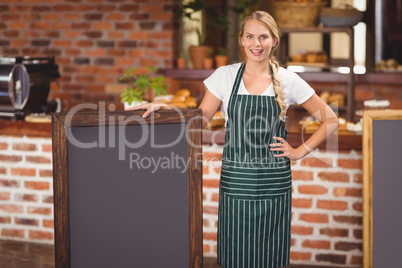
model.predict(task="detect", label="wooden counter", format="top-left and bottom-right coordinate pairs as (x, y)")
top-left (0, 117), bottom-right (362, 151)
top-left (203, 128), bottom-right (362, 151)
top-left (0, 119), bottom-right (52, 138)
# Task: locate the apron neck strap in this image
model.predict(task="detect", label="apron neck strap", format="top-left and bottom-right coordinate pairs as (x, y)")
top-left (269, 63), bottom-right (274, 77)
top-left (230, 61), bottom-right (246, 96)
top-left (230, 61), bottom-right (275, 97)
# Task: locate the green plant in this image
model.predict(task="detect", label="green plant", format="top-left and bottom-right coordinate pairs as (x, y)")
top-left (119, 66), bottom-right (167, 105)
top-left (217, 47), bottom-right (228, 56)
top-left (206, 47), bottom-right (214, 57)
top-left (229, 0), bottom-right (260, 20)
top-left (178, 48), bottom-right (186, 59)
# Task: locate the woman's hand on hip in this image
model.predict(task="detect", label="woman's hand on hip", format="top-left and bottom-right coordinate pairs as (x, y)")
top-left (125, 102), bottom-right (170, 118)
top-left (270, 136), bottom-right (306, 161)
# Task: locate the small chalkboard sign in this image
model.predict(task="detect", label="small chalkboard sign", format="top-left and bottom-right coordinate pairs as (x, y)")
top-left (363, 109), bottom-right (402, 268)
top-left (52, 109), bottom-right (203, 268)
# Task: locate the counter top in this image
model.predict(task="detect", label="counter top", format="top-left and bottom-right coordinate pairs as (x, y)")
top-left (0, 119), bottom-right (52, 138)
top-left (0, 117), bottom-right (362, 151)
top-left (203, 128), bottom-right (362, 151)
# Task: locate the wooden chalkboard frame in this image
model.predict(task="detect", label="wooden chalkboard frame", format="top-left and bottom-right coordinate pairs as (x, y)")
top-left (362, 109), bottom-right (402, 268)
top-left (52, 109), bottom-right (203, 268)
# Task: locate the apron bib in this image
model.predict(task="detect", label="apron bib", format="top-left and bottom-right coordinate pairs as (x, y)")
top-left (217, 62), bottom-right (292, 268)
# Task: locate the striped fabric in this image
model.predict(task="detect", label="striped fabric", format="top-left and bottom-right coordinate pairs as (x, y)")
top-left (217, 62), bottom-right (292, 268)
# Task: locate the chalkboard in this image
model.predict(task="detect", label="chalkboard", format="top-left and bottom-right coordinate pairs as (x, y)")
top-left (363, 109), bottom-right (402, 268)
top-left (52, 109), bottom-right (203, 268)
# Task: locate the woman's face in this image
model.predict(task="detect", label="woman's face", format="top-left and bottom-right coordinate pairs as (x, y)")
top-left (240, 19), bottom-right (277, 63)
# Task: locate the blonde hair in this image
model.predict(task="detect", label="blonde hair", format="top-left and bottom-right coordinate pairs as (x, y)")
top-left (239, 11), bottom-right (287, 121)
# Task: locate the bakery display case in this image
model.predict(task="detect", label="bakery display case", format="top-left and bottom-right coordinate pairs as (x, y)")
top-left (277, 27), bottom-right (355, 121)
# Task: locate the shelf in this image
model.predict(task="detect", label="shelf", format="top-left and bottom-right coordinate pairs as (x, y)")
top-left (161, 69), bottom-right (402, 85)
top-left (286, 59), bottom-right (352, 68)
top-left (163, 68), bottom-right (214, 80)
top-left (279, 27), bottom-right (353, 35)
top-left (278, 27), bottom-right (355, 121)
top-left (287, 62), bottom-right (327, 68)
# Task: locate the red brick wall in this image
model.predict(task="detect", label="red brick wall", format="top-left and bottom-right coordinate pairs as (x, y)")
top-left (0, 0), bottom-right (180, 111)
top-left (0, 136), bottom-right (54, 243)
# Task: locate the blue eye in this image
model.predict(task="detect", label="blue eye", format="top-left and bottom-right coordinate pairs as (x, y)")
top-left (260, 36), bottom-right (267, 40)
top-left (247, 35), bottom-right (252, 39)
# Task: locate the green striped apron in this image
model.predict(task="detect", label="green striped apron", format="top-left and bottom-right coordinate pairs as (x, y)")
top-left (217, 62), bottom-right (292, 268)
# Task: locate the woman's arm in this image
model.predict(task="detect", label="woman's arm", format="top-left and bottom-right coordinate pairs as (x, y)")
top-left (270, 93), bottom-right (339, 160)
top-left (126, 88), bottom-right (222, 128)
top-left (198, 90), bottom-right (223, 128)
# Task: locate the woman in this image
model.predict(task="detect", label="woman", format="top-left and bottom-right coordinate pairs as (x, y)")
top-left (129, 10), bottom-right (338, 268)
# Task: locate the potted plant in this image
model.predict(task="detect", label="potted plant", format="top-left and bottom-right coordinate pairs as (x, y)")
top-left (215, 47), bottom-right (229, 68)
top-left (176, 49), bottom-right (187, 69)
top-left (203, 47), bottom-right (215, 69)
top-left (176, 0), bottom-right (228, 68)
top-left (119, 66), bottom-right (168, 110)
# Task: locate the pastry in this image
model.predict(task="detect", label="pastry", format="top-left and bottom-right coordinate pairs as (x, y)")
top-left (320, 91), bottom-right (330, 103)
top-left (291, 53), bottom-right (307, 62)
top-left (306, 51), bottom-right (327, 63)
top-left (328, 93), bottom-right (345, 106)
top-left (185, 96), bottom-right (197, 108)
top-left (175, 89), bottom-right (191, 97)
top-left (171, 94), bottom-right (186, 103)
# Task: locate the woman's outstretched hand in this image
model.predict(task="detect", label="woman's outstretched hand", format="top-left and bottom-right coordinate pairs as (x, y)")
top-left (270, 136), bottom-right (307, 161)
top-left (126, 102), bottom-right (170, 118)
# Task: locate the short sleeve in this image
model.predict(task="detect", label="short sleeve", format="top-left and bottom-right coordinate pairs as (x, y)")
top-left (281, 69), bottom-right (315, 108)
top-left (203, 66), bottom-right (227, 100)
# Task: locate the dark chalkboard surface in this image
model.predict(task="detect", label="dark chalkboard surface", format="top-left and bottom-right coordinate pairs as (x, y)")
top-left (52, 110), bottom-right (203, 268)
top-left (363, 110), bottom-right (402, 268)
top-left (68, 124), bottom-right (189, 267)
top-left (372, 120), bottom-right (402, 267)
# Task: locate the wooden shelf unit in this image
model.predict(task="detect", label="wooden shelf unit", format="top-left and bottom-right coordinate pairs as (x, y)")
top-left (278, 27), bottom-right (355, 121)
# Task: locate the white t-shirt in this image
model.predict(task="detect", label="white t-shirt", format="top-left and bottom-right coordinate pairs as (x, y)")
top-left (203, 62), bottom-right (315, 122)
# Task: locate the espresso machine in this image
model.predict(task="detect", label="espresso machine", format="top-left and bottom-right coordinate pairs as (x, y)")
top-left (0, 56), bottom-right (60, 120)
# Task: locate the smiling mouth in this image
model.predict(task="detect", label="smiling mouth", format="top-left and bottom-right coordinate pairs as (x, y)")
top-left (250, 49), bottom-right (263, 56)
